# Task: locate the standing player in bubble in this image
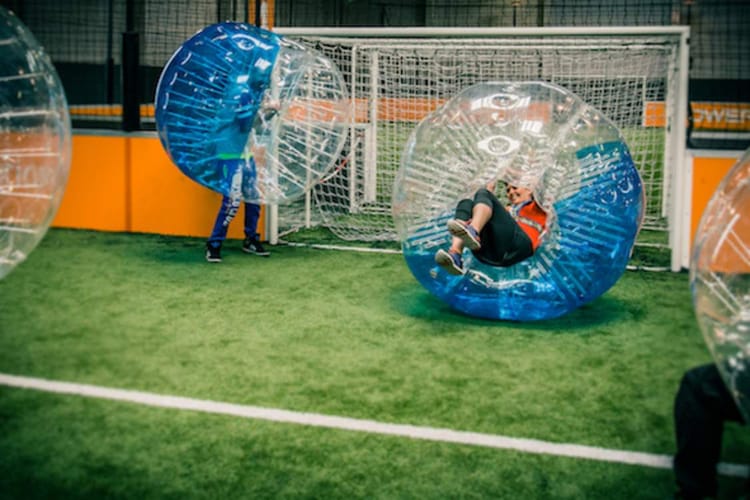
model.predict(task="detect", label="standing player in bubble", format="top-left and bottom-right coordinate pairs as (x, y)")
top-left (156, 23), bottom-right (350, 258)
top-left (205, 91), bottom-right (279, 263)
top-left (435, 180), bottom-right (548, 275)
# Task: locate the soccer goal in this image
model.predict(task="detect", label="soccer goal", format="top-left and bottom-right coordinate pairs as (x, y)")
top-left (272, 26), bottom-right (690, 271)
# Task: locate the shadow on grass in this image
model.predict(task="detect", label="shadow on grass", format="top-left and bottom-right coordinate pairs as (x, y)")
top-left (391, 282), bottom-right (639, 331)
top-left (130, 235), bottom-right (350, 265)
top-left (41, 229), bottom-right (206, 265)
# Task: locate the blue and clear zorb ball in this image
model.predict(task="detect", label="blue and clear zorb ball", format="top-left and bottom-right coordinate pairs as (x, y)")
top-left (0, 7), bottom-right (71, 280)
top-left (155, 23), bottom-right (349, 205)
top-left (393, 81), bottom-right (643, 321)
top-left (691, 147), bottom-right (750, 421)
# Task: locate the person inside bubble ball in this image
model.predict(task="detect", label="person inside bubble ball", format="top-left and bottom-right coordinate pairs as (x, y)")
top-left (673, 362), bottom-right (748, 499)
top-left (435, 180), bottom-right (548, 275)
top-left (205, 92), bottom-right (280, 263)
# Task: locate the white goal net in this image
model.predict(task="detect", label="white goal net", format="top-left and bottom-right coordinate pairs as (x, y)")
top-left (272, 27), bottom-right (689, 268)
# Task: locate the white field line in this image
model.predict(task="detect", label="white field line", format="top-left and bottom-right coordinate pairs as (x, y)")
top-left (0, 373), bottom-right (747, 479)
top-left (281, 241), bottom-right (402, 254)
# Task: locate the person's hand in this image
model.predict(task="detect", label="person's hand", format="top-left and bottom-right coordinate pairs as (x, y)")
top-left (263, 98), bottom-right (281, 112)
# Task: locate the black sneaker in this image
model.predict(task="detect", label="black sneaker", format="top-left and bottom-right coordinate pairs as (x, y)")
top-left (242, 237), bottom-right (270, 257)
top-left (205, 242), bottom-right (222, 263)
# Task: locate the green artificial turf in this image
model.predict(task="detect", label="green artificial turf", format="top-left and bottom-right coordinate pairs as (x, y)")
top-left (0, 228), bottom-right (747, 499)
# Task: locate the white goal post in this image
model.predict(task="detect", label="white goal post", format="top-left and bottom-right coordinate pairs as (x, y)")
top-left (271, 26), bottom-right (690, 271)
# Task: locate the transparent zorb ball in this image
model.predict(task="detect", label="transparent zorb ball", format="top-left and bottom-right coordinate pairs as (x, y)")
top-left (0, 6), bottom-right (71, 280)
top-left (393, 81), bottom-right (642, 321)
top-left (155, 23), bottom-right (349, 205)
top-left (691, 147), bottom-right (750, 420)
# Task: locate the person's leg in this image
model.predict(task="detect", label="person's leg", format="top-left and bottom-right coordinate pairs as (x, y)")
top-left (206, 162), bottom-right (242, 262)
top-left (205, 194), bottom-right (240, 262)
top-left (468, 188), bottom-right (496, 233)
top-left (454, 198), bottom-right (474, 221)
top-left (448, 198), bottom-right (474, 253)
top-left (208, 191), bottom-right (242, 245)
top-left (470, 188), bottom-right (527, 265)
top-left (448, 195), bottom-right (485, 250)
top-left (674, 363), bottom-right (744, 499)
top-left (242, 202), bottom-right (270, 256)
top-left (243, 202), bottom-right (261, 239)
top-left (436, 199), bottom-right (473, 274)
top-left (240, 155), bottom-right (260, 202)
top-left (449, 188), bottom-right (505, 249)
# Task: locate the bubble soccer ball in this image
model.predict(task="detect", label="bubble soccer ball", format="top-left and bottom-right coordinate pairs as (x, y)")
top-left (0, 7), bottom-right (71, 280)
top-left (691, 147), bottom-right (750, 421)
top-left (393, 81), bottom-right (643, 321)
top-left (155, 23), bottom-right (349, 205)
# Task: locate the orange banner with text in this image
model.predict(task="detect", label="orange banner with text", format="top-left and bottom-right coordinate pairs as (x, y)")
top-left (643, 101), bottom-right (750, 132)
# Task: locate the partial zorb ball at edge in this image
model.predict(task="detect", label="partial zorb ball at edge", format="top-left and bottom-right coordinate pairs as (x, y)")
top-left (0, 7), bottom-right (71, 280)
top-left (155, 23), bottom-right (349, 205)
top-left (691, 147), bottom-right (750, 421)
top-left (393, 81), bottom-right (643, 321)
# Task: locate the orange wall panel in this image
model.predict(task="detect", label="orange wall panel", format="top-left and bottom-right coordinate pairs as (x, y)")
top-left (53, 135), bottom-right (128, 231)
top-left (130, 137), bottom-right (223, 238)
top-left (128, 137), bottom-right (264, 240)
top-left (690, 156), bottom-right (738, 245)
top-left (53, 134), bottom-right (265, 241)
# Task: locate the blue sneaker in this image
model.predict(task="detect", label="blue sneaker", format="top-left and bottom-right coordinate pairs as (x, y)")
top-left (435, 249), bottom-right (464, 275)
top-left (447, 219), bottom-right (481, 250)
